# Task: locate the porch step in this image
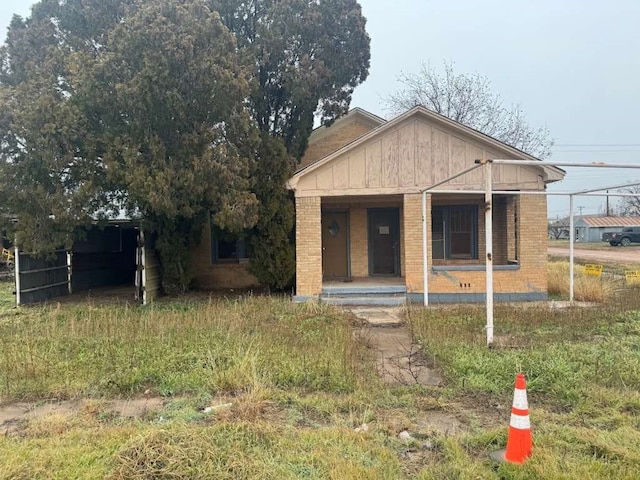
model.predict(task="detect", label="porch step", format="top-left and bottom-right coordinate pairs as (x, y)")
top-left (321, 295), bottom-right (406, 306)
top-left (322, 285), bottom-right (407, 296)
top-left (321, 284), bottom-right (407, 306)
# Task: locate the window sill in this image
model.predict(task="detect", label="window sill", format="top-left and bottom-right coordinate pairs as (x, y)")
top-left (212, 258), bottom-right (251, 265)
top-left (432, 263), bottom-right (520, 272)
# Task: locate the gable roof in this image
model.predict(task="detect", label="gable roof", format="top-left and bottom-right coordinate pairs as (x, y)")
top-left (290, 106), bottom-right (564, 187)
top-left (305, 107), bottom-right (386, 149)
top-left (579, 216), bottom-right (640, 228)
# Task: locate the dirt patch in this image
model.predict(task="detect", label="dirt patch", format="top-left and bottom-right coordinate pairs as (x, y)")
top-left (348, 306), bottom-right (441, 387)
top-left (0, 397), bottom-right (165, 436)
top-left (360, 325), bottom-right (442, 387)
top-left (549, 246), bottom-right (640, 264)
top-left (414, 410), bottom-right (465, 436)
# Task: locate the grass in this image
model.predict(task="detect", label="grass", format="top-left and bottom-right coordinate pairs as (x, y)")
top-left (547, 260), bottom-right (618, 302)
top-left (2, 419), bottom-right (403, 479)
top-left (0, 296), bottom-right (375, 400)
top-left (547, 239), bottom-right (640, 277)
top-left (3, 278), bottom-right (640, 478)
top-left (0, 289), bottom-right (414, 478)
top-left (0, 280), bottom-right (14, 314)
top-left (407, 294), bottom-right (640, 479)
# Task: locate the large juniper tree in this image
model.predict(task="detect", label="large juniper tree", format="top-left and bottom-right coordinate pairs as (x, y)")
top-left (0, 0), bottom-right (258, 293)
top-left (210, 0), bottom-right (370, 290)
top-left (1, 0), bottom-right (371, 293)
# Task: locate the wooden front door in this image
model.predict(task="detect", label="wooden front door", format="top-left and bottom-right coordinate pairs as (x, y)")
top-left (322, 211), bottom-right (349, 279)
top-left (368, 208), bottom-right (400, 276)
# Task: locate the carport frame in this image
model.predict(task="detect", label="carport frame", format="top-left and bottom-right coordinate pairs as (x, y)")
top-left (420, 159), bottom-right (640, 346)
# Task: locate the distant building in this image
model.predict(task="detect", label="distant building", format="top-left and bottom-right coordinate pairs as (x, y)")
top-left (574, 215), bottom-right (640, 242)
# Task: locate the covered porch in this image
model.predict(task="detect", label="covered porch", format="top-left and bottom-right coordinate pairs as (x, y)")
top-left (293, 191), bottom-right (524, 303)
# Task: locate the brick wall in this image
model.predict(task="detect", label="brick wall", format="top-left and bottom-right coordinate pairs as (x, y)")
top-left (349, 207), bottom-right (368, 277)
top-left (403, 193), bottom-right (426, 293)
top-left (295, 196), bottom-right (322, 296)
top-left (299, 120), bottom-right (376, 169)
top-left (191, 220), bottom-right (259, 289)
top-left (515, 194), bottom-right (548, 292)
top-left (492, 197), bottom-right (508, 265)
top-left (506, 196), bottom-right (518, 261)
top-left (292, 192), bottom-right (547, 298)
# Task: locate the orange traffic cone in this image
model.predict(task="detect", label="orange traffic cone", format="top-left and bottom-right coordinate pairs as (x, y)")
top-left (490, 373), bottom-right (532, 464)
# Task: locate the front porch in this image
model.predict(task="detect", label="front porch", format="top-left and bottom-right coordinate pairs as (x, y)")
top-left (291, 191), bottom-right (543, 305)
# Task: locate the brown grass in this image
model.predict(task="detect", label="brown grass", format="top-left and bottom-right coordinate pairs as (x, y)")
top-left (547, 261), bottom-right (617, 302)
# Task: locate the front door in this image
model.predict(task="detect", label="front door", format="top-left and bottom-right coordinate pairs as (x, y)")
top-left (322, 211), bottom-right (349, 279)
top-left (368, 208), bottom-right (400, 276)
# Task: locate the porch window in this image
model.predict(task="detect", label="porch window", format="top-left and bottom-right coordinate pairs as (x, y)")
top-left (432, 205), bottom-right (478, 260)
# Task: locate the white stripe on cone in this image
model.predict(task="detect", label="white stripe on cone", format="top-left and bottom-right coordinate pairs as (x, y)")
top-left (512, 389), bottom-right (528, 410)
top-left (510, 413), bottom-right (531, 430)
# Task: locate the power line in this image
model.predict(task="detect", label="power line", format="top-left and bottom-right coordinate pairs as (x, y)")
top-left (554, 144), bottom-right (640, 147)
top-left (551, 149), bottom-right (640, 153)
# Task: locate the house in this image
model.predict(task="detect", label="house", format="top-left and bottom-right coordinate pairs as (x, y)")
top-left (574, 215), bottom-right (640, 243)
top-left (15, 106), bottom-right (564, 305)
top-left (286, 106), bottom-right (564, 304)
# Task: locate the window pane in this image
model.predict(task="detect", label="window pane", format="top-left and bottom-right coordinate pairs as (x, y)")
top-left (217, 239), bottom-right (238, 260)
top-left (432, 207), bottom-right (445, 260)
top-left (450, 232), bottom-right (472, 257)
top-left (449, 207), bottom-right (474, 258)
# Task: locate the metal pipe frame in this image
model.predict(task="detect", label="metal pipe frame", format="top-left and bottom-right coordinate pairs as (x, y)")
top-left (417, 157), bottom-right (640, 348)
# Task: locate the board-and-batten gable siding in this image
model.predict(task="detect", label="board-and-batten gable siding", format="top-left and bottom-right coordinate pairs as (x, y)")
top-left (294, 117), bottom-right (545, 197)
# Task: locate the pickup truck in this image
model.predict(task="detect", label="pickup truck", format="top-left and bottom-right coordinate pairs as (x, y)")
top-left (602, 227), bottom-right (640, 246)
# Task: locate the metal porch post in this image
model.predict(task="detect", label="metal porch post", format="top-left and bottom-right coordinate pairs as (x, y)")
top-left (485, 160), bottom-right (494, 346)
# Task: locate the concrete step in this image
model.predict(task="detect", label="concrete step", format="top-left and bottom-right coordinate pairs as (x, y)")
top-left (321, 286), bottom-right (407, 296)
top-left (321, 295), bottom-right (407, 306)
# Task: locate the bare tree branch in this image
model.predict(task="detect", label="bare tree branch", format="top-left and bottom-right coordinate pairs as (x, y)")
top-left (618, 186), bottom-right (640, 216)
top-left (384, 60), bottom-right (554, 159)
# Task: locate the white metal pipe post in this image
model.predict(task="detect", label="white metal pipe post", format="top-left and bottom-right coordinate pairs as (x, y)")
top-left (14, 246), bottom-right (20, 306)
top-left (569, 195), bottom-right (575, 303)
top-left (422, 191), bottom-right (429, 306)
top-left (484, 160), bottom-right (494, 346)
top-left (67, 251), bottom-right (73, 295)
top-left (427, 190), bottom-right (640, 197)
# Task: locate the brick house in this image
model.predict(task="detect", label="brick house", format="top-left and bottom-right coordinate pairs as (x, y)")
top-left (287, 106), bottom-right (564, 304)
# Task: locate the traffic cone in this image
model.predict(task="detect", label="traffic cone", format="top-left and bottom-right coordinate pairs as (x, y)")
top-left (490, 373), bottom-right (532, 464)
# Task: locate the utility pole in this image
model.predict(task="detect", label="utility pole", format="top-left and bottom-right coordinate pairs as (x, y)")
top-left (606, 190), bottom-right (610, 216)
top-left (577, 206), bottom-right (585, 216)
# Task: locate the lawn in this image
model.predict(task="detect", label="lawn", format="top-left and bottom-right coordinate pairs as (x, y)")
top-left (1, 278), bottom-right (640, 479)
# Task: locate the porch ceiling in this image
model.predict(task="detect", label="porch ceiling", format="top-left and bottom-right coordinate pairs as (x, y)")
top-left (322, 194), bottom-right (403, 205)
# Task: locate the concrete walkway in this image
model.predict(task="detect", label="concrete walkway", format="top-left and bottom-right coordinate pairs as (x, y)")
top-left (347, 306), bottom-right (441, 387)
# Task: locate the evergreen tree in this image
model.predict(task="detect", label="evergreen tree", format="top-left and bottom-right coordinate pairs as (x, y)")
top-left (1, 0), bottom-right (371, 293)
top-left (248, 134), bottom-right (295, 291)
top-left (0, 0), bottom-right (258, 292)
top-left (211, 0), bottom-right (370, 290)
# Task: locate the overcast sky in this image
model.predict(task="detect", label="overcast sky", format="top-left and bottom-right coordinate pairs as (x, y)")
top-left (3, 0), bottom-right (640, 218)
